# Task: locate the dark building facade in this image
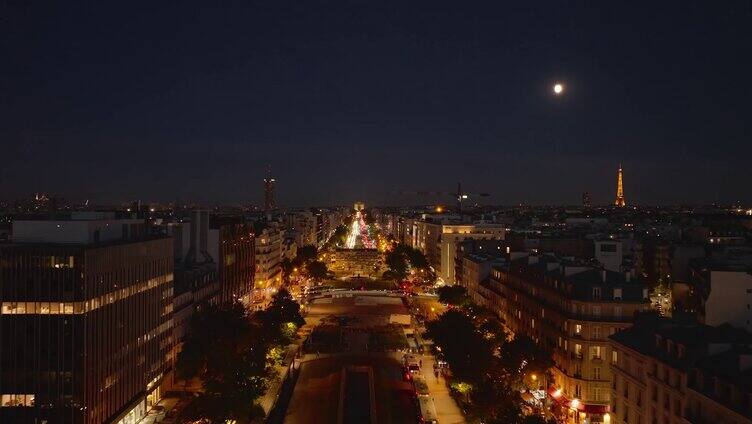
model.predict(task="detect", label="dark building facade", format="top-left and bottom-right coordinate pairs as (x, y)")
top-left (263, 166), bottom-right (276, 211)
top-left (217, 223), bottom-right (255, 303)
top-left (0, 218), bottom-right (174, 424)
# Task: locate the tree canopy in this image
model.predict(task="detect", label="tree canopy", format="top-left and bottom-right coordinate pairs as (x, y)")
top-left (305, 260), bottom-right (330, 281)
top-left (422, 297), bottom-right (555, 423)
top-left (254, 289), bottom-right (306, 343)
top-left (437, 285), bottom-right (470, 306)
top-left (176, 291), bottom-right (306, 423)
top-left (383, 244), bottom-right (431, 281)
top-left (177, 302), bottom-right (270, 423)
top-left (296, 244), bottom-right (318, 263)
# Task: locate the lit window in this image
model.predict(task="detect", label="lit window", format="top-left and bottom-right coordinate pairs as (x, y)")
top-left (575, 324), bottom-right (582, 335)
top-left (1, 394), bottom-right (34, 407)
top-left (592, 345), bottom-right (602, 359)
top-left (613, 288), bottom-right (622, 300)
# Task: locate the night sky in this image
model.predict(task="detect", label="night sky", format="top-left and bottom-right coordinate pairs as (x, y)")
top-left (2, 1), bottom-right (751, 206)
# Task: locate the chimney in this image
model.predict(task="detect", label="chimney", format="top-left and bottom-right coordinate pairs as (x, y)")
top-left (601, 270), bottom-right (607, 283)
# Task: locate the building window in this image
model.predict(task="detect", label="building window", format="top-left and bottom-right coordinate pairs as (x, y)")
top-left (575, 324), bottom-right (582, 335)
top-left (592, 306), bottom-right (602, 317)
top-left (592, 345), bottom-right (602, 359)
top-left (593, 287), bottom-right (602, 300)
top-left (614, 287), bottom-right (623, 300)
top-left (593, 367), bottom-right (601, 380)
top-left (575, 344), bottom-right (582, 358)
top-left (593, 386), bottom-right (601, 401)
top-left (614, 306), bottom-right (623, 318)
top-left (593, 326), bottom-right (601, 339)
top-left (1, 394), bottom-right (34, 407)
top-left (612, 350), bottom-right (618, 365)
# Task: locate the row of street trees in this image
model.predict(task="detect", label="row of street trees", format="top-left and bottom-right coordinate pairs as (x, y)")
top-left (176, 289), bottom-right (305, 423)
top-left (426, 286), bottom-right (557, 424)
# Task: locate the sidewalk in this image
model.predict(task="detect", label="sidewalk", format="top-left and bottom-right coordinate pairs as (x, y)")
top-left (259, 339), bottom-right (302, 414)
top-left (419, 354), bottom-right (465, 424)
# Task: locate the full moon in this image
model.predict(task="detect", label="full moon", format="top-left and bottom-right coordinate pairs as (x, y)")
top-left (553, 83), bottom-right (564, 94)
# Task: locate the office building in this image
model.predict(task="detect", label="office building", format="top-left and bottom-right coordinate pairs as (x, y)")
top-left (0, 213), bottom-right (174, 424)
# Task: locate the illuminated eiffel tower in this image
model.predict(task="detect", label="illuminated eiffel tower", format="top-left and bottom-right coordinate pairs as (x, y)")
top-left (614, 164), bottom-right (626, 207)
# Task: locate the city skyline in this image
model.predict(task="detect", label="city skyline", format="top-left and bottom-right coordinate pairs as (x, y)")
top-left (4, 3), bottom-right (752, 424)
top-left (2, 2), bottom-right (752, 206)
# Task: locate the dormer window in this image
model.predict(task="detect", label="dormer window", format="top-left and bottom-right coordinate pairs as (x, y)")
top-left (593, 287), bottom-right (602, 300)
top-left (613, 287), bottom-right (623, 300)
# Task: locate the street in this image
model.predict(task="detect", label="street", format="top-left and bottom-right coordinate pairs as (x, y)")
top-left (279, 292), bottom-right (465, 424)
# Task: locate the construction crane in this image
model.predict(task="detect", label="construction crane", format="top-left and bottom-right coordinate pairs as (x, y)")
top-left (392, 182), bottom-right (490, 214)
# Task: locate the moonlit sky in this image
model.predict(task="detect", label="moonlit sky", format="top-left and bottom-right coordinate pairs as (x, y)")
top-left (2, 1), bottom-right (751, 206)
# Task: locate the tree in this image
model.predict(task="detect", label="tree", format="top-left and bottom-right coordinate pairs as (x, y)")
top-left (305, 260), bottom-right (330, 281)
top-left (281, 258), bottom-right (294, 284)
top-left (470, 379), bottom-right (525, 423)
top-left (500, 334), bottom-right (554, 386)
top-left (425, 309), bottom-right (493, 383)
top-left (327, 225), bottom-right (348, 247)
top-left (177, 302), bottom-right (270, 423)
top-left (296, 245), bottom-right (318, 263)
top-left (255, 289), bottom-right (306, 343)
top-left (384, 250), bottom-right (408, 280)
top-left (437, 285), bottom-right (470, 306)
top-left (405, 247), bottom-right (429, 269)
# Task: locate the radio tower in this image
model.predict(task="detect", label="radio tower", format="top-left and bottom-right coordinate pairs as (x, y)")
top-left (614, 164), bottom-right (626, 207)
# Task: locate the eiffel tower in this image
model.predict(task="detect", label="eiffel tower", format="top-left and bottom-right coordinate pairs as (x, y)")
top-left (614, 164), bottom-right (626, 207)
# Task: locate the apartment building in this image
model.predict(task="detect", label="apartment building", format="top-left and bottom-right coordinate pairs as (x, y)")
top-left (609, 314), bottom-right (752, 424)
top-left (485, 253), bottom-right (651, 423)
top-left (254, 224), bottom-right (283, 290)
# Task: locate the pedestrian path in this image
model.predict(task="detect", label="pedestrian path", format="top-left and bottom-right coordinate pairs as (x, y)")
top-left (419, 354), bottom-right (465, 424)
